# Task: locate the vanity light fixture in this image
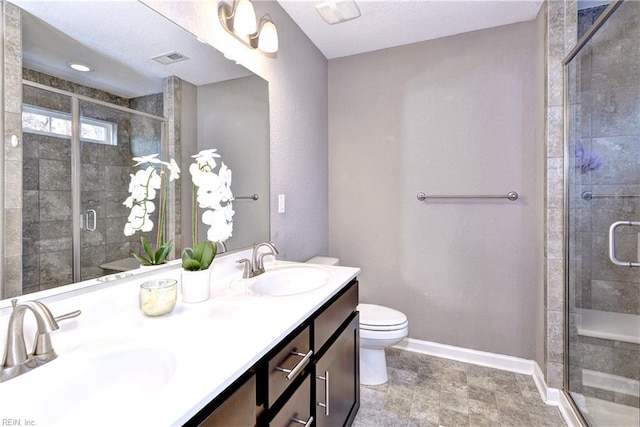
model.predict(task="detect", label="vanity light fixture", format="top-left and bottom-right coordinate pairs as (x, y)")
top-left (67, 62), bottom-right (93, 72)
top-left (219, 0), bottom-right (279, 54)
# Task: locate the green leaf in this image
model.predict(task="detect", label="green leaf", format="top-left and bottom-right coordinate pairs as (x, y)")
top-left (192, 241), bottom-right (206, 263)
top-left (181, 247), bottom-right (194, 264)
top-left (198, 242), bottom-right (217, 270)
top-left (182, 258), bottom-right (201, 271)
top-left (132, 252), bottom-right (151, 266)
top-left (141, 237), bottom-right (154, 260)
top-left (155, 239), bottom-right (173, 264)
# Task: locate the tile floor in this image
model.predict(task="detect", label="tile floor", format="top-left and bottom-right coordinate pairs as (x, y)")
top-left (354, 348), bottom-right (566, 427)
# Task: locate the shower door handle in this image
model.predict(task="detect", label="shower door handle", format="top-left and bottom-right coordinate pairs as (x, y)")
top-left (608, 221), bottom-right (640, 267)
top-left (84, 209), bottom-right (97, 232)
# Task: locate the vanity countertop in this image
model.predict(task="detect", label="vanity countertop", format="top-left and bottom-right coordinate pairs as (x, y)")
top-left (0, 251), bottom-right (360, 427)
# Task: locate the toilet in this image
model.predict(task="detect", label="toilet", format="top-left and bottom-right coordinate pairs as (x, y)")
top-left (306, 256), bottom-right (409, 386)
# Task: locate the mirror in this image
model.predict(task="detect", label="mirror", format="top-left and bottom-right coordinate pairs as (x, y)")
top-left (2, 0), bottom-right (270, 297)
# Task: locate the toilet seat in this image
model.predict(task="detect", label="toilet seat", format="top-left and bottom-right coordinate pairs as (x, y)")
top-left (358, 303), bottom-right (408, 331)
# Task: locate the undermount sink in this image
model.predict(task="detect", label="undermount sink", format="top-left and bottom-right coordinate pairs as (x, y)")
top-left (1, 347), bottom-right (177, 426)
top-left (236, 264), bottom-right (334, 296)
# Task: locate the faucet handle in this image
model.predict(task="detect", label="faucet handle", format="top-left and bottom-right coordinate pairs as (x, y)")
top-left (236, 259), bottom-right (252, 279)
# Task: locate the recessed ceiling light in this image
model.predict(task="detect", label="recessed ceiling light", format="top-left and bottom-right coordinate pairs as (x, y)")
top-left (67, 62), bottom-right (93, 72)
top-left (315, 0), bottom-right (361, 25)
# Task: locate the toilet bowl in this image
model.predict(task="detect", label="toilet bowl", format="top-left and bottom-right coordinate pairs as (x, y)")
top-left (358, 303), bottom-right (409, 385)
top-left (304, 257), bottom-right (409, 386)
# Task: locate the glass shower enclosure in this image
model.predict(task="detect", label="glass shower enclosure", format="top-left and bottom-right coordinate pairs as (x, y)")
top-left (565, 1), bottom-right (639, 426)
top-left (21, 80), bottom-right (166, 294)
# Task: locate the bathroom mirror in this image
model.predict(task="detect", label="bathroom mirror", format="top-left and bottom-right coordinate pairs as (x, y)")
top-left (2, 0), bottom-right (270, 297)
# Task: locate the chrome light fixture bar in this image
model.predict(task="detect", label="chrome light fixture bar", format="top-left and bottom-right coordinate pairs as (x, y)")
top-left (219, 0), bottom-right (279, 54)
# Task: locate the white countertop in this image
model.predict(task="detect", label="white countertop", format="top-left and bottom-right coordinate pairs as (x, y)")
top-left (0, 250), bottom-right (360, 427)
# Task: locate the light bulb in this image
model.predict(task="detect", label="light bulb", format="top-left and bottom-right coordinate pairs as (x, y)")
top-left (258, 20), bottom-right (278, 53)
top-left (234, 0), bottom-right (257, 35)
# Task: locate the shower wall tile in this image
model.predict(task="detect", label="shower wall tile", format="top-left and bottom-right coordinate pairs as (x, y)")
top-left (547, 56), bottom-right (565, 107)
top-left (105, 191), bottom-right (129, 219)
top-left (38, 220), bottom-right (72, 253)
top-left (5, 160), bottom-right (22, 209)
top-left (23, 158), bottom-right (39, 191)
top-left (104, 165), bottom-right (130, 192)
top-left (547, 107), bottom-right (564, 158)
top-left (22, 220), bottom-right (39, 256)
top-left (5, 64), bottom-right (23, 114)
top-left (546, 208), bottom-right (563, 260)
top-left (22, 254), bottom-right (39, 289)
top-left (547, 157), bottom-right (564, 210)
top-left (80, 246), bottom-right (106, 280)
top-left (105, 242), bottom-right (132, 264)
top-left (547, 310), bottom-right (564, 363)
top-left (5, 256), bottom-right (22, 298)
top-left (39, 190), bottom-right (72, 221)
top-left (548, 1), bottom-right (566, 56)
top-left (5, 208), bottom-right (22, 256)
top-left (39, 250), bottom-right (72, 289)
top-left (81, 190), bottom-right (106, 219)
top-left (39, 159), bottom-right (71, 191)
top-left (591, 86), bottom-right (640, 138)
top-left (590, 137), bottom-right (640, 185)
top-left (546, 259), bottom-right (564, 312)
top-left (81, 221), bottom-right (106, 248)
top-left (591, 232), bottom-right (639, 283)
top-left (590, 279), bottom-right (640, 315)
top-left (38, 135), bottom-right (71, 161)
top-left (80, 164), bottom-right (106, 192)
top-left (545, 0), bottom-right (577, 391)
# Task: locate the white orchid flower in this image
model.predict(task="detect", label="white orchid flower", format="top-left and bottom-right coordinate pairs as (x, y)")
top-left (132, 153), bottom-right (162, 166)
top-left (166, 158), bottom-right (180, 181)
top-left (192, 149), bottom-right (221, 170)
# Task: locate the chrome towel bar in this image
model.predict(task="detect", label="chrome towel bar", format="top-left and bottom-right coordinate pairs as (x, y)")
top-left (416, 191), bottom-right (519, 202)
top-left (235, 194), bottom-right (259, 201)
top-left (582, 191), bottom-right (640, 201)
top-left (609, 220), bottom-right (640, 268)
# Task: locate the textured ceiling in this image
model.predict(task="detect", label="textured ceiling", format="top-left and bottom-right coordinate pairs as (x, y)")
top-left (277, 0), bottom-right (545, 59)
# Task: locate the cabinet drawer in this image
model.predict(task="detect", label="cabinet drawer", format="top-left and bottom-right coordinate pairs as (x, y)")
top-left (314, 280), bottom-right (358, 352)
top-left (268, 326), bottom-right (312, 407)
top-left (270, 375), bottom-right (312, 427)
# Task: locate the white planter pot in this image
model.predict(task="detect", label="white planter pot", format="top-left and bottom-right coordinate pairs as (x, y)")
top-left (181, 269), bottom-right (211, 303)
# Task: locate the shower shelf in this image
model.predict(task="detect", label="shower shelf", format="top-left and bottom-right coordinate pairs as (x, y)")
top-left (577, 309), bottom-right (640, 345)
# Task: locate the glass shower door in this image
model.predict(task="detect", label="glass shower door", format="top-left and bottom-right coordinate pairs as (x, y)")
top-left (22, 85), bottom-right (74, 293)
top-left (565, 1), bottom-right (640, 426)
top-left (78, 98), bottom-right (165, 281)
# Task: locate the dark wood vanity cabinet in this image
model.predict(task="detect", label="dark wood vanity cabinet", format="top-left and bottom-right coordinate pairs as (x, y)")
top-left (187, 278), bottom-right (359, 427)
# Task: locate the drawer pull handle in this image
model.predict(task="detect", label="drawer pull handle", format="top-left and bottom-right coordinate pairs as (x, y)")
top-left (275, 349), bottom-right (313, 381)
top-left (317, 370), bottom-right (330, 416)
top-left (291, 415), bottom-right (314, 426)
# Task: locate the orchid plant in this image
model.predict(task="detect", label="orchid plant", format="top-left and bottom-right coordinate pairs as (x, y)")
top-left (124, 154), bottom-right (180, 266)
top-left (182, 149), bottom-right (235, 271)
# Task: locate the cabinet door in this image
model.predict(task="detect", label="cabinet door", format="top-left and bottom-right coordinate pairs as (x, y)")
top-left (200, 373), bottom-right (256, 426)
top-left (315, 314), bottom-right (359, 427)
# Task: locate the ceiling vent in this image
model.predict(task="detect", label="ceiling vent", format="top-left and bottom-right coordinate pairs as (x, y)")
top-left (151, 51), bottom-right (189, 65)
top-left (315, 0), bottom-right (361, 25)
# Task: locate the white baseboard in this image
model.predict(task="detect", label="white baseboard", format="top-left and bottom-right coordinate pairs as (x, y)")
top-left (393, 338), bottom-right (582, 427)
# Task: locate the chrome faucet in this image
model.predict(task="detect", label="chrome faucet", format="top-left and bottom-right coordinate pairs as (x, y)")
top-left (237, 242), bottom-right (279, 279)
top-left (1, 299), bottom-right (80, 383)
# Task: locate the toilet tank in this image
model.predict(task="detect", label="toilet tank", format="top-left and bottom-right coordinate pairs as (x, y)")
top-left (305, 256), bottom-right (339, 266)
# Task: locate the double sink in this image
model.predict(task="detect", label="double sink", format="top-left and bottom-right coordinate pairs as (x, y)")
top-left (0, 259), bottom-right (345, 426)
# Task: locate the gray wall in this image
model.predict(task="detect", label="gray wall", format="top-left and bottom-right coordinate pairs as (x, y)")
top-left (328, 21), bottom-right (545, 361)
top-left (143, 0), bottom-right (329, 262)
top-left (196, 75), bottom-right (270, 251)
